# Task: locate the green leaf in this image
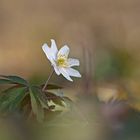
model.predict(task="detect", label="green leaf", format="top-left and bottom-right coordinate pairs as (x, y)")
top-left (62, 97), bottom-right (73, 108)
top-left (40, 84), bottom-right (63, 90)
top-left (29, 88), bottom-right (38, 116)
top-left (0, 87), bottom-right (27, 112)
top-left (0, 75), bottom-right (28, 86)
top-left (9, 88), bottom-right (27, 111)
top-left (29, 87), bottom-right (44, 122)
top-left (32, 87), bottom-right (49, 109)
top-left (20, 94), bottom-right (31, 116)
top-left (0, 79), bottom-right (14, 84)
top-left (45, 92), bottom-right (65, 107)
top-left (47, 84), bottom-right (63, 89)
top-left (2, 85), bottom-right (23, 93)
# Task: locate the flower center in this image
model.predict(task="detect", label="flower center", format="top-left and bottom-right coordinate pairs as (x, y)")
top-left (57, 56), bottom-right (68, 67)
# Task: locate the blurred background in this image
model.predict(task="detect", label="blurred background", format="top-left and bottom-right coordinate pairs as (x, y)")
top-left (0, 0), bottom-right (140, 140)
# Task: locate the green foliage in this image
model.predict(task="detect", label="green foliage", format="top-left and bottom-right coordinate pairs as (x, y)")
top-left (95, 48), bottom-right (134, 81)
top-left (0, 75), bottom-right (72, 122)
top-left (0, 79), bottom-right (14, 84)
top-left (41, 84), bottom-right (63, 90)
top-left (0, 75), bottom-right (28, 86)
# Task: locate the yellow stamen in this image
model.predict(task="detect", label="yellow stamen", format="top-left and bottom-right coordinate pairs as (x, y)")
top-left (57, 56), bottom-right (68, 67)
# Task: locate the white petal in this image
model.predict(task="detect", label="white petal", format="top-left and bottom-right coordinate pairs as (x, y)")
top-left (53, 65), bottom-right (60, 75)
top-left (68, 58), bottom-right (80, 67)
top-left (66, 68), bottom-right (81, 78)
top-left (59, 68), bottom-right (73, 82)
top-left (50, 39), bottom-right (58, 58)
top-left (42, 43), bottom-right (56, 65)
top-left (58, 45), bottom-right (70, 58)
top-left (42, 43), bottom-right (52, 60)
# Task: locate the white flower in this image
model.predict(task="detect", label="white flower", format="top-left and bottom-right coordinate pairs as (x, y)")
top-left (42, 39), bottom-right (81, 81)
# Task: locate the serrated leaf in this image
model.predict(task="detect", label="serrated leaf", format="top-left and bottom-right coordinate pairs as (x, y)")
top-left (47, 100), bottom-right (67, 111)
top-left (40, 84), bottom-right (63, 90)
top-left (45, 92), bottom-right (58, 101)
top-left (63, 97), bottom-right (73, 102)
top-left (0, 79), bottom-right (14, 84)
top-left (47, 84), bottom-right (63, 89)
top-left (9, 88), bottom-right (27, 110)
top-left (29, 87), bottom-right (44, 122)
top-left (2, 85), bottom-right (23, 93)
top-left (20, 94), bottom-right (31, 116)
top-left (54, 90), bottom-right (64, 97)
top-left (0, 87), bottom-right (27, 112)
top-left (29, 88), bottom-right (38, 116)
top-left (62, 97), bottom-right (73, 108)
top-left (0, 75), bottom-right (28, 86)
top-left (45, 92), bottom-right (65, 107)
top-left (31, 86), bottom-right (49, 109)
top-left (0, 87), bottom-right (21, 104)
top-left (51, 98), bottom-right (65, 107)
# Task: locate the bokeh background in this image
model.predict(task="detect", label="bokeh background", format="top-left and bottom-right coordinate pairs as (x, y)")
top-left (0, 0), bottom-right (140, 140)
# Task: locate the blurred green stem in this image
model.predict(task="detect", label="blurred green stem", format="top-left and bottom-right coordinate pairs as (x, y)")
top-left (42, 69), bottom-right (54, 91)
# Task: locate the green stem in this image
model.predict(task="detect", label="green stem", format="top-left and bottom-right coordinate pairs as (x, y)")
top-left (42, 69), bottom-right (54, 91)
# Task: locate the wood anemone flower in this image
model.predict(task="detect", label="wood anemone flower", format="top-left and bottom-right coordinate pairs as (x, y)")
top-left (42, 39), bottom-right (81, 81)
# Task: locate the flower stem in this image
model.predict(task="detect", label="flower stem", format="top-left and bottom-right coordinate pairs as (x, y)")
top-left (42, 69), bottom-right (54, 91)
